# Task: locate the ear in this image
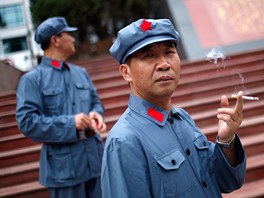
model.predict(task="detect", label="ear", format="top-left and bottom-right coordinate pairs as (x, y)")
top-left (119, 64), bottom-right (132, 82)
top-left (50, 35), bottom-right (60, 48)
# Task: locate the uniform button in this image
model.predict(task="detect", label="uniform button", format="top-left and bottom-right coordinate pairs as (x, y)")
top-left (203, 141), bottom-right (207, 146)
top-left (186, 148), bottom-right (191, 156)
top-left (202, 181), bottom-right (207, 188)
top-left (171, 159), bottom-right (176, 165)
top-left (72, 102), bottom-right (75, 106)
top-left (60, 118), bottom-right (67, 124)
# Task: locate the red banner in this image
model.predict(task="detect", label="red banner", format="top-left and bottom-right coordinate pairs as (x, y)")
top-left (184, 0), bottom-right (264, 48)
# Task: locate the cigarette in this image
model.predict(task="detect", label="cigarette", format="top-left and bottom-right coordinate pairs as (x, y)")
top-left (231, 95), bottom-right (259, 101)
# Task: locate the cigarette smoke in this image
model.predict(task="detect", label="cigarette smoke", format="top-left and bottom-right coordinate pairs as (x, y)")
top-left (206, 47), bottom-right (248, 95)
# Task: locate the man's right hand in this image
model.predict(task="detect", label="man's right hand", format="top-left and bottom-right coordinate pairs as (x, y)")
top-left (75, 113), bottom-right (94, 132)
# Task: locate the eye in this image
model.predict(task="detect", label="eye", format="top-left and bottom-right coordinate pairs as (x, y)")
top-left (166, 49), bottom-right (176, 54)
top-left (143, 53), bottom-right (154, 58)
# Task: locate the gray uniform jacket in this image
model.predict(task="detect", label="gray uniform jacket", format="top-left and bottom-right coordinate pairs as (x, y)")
top-left (16, 56), bottom-right (104, 188)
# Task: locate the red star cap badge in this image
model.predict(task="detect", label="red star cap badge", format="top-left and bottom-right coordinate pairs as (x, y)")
top-left (140, 19), bottom-right (152, 32)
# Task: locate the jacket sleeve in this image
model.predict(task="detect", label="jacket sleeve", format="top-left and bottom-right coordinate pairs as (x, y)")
top-left (84, 70), bottom-right (104, 116)
top-left (16, 74), bottom-right (78, 144)
top-left (213, 136), bottom-right (246, 193)
top-left (178, 108), bottom-right (246, 193)
top-left (101, 137), bottom-right (152, 198)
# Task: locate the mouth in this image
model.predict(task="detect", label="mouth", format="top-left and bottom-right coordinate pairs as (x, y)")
top-left (156, 75), bottom-right (173, 82)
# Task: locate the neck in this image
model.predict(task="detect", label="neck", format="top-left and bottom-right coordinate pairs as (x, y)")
top-left (149, 97), bottom-right (171, 111)
top-left (44, 48), bottom-right (67, 61)
top-left (132, 92), bottom-right (172, 111)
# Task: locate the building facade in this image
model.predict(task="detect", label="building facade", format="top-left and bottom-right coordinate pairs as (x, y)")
top-left (0, 0), bottom-right (40, 71)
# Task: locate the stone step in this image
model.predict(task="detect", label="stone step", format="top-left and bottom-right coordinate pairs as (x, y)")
top-left (0, 99), bottom-right (16, 112)
top-left (0, 91), bottom-right (16, 103)
top-left (222, 178), bottom-right (264, 198)
top-left (0, 145), bottom-right (41, 168)
top-left (0, 134), bottom-right (38, 152)
top-left (0, 110), bottom-right (16, 124)
top-left (0, 122), bottom-right (19, 138)
top-left (0, 181), bottom-right (48, 198)
top-left (241, 133), bottom-right (264, 156)
top-left (245, 153), bottom-right (264, 183)
top-left (0, 161), bottom-right (39, 188)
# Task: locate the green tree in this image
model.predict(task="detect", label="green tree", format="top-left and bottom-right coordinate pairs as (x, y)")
top-left (31, 0), bottom-right (107, 42)
top-left (31, 0), bottom-right (152, 42)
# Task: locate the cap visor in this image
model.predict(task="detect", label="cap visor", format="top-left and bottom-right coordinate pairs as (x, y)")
top-left (64, 27), bottom-right (78, 32)
top-left (122, 35), bottom-right (177, 63)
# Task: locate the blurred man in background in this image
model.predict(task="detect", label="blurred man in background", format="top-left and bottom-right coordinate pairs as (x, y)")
top-left (16, 17), bottom-right (106, 198)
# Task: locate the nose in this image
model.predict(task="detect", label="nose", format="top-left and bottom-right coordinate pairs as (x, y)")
top-left (156, 56), bottom-right (171, 71)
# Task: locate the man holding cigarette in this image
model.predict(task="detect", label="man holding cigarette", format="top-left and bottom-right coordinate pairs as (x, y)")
top-left (16, 17), bottom-right (106, 198)
top-left (101, 19), bottom-right (246, 197)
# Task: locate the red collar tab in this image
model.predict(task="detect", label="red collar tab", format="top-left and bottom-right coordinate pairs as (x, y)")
top-left (140, 19), bottom-right (152, 32)
top-left (51, 60), bottom-right (61, 69)
top-left (148, 107), bottom-right (164, 123)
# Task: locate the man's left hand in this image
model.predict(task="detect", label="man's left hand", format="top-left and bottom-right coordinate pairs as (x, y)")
top-left (88, 111), bottom-right (107, 133)
top-left (217, 91), bottom-right (243, 142)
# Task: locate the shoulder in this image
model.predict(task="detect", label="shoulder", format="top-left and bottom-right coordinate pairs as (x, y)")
top-left (69, 64), bottom-right (90, 79)
top-left (19, 66), bottom-right (42, 83)
top-left (174, 108), bottom-right (194, 122)
top-left (175, 108), bottom-right (190, 117)
top-left (174, 107), bottom-right (205, 138)
top-left (106, 109), bottom-right (142, 142)
top-left (69, 63), bottom-right (86, 73)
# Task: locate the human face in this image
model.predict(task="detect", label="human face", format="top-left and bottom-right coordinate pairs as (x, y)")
top-left (55, 32), bottom-right (76, 59)
top-left (120, 41), bottom-right (181, 109)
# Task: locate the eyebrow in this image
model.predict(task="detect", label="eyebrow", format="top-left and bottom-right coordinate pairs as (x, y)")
top-left (139, 41), bottom-right (176, 53)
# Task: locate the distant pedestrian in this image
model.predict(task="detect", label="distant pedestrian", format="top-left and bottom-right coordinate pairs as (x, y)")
top-left (16, 17), bottom-right (106, 198)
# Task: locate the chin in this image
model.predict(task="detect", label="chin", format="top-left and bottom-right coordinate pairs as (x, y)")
top-left (156, 89), bottom-right (174, 98)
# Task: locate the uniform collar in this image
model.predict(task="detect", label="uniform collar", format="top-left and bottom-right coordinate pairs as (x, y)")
top-left (128, 94), bottom-right (183, 126)
top-left (41, 56), bottom-right (70, 70)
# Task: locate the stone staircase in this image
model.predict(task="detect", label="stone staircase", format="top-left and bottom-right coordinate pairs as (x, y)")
top-left (0, 49), bottom-right (263, 197)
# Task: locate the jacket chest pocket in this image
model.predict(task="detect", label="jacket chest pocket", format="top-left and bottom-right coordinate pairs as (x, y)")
top-left (42, 88), bottom-right (63, 114)
top-left (156, 149), bottom-right (193, 196)
top-left (194, 135), bottom-right (209, 156)
top-left (193, 135), bottom-right (212, 172)
top-left (75, 83), bottom-right (91, 101)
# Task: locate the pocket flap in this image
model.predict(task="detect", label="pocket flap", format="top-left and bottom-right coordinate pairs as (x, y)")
top-left (194, 135), bottom-right (209, 150)
top-left (156, 149), bottom-right (185, 170)
top-left (43, 88), bottom-right (62, 96)
top-left (75, 83), bottom-right (89, 89)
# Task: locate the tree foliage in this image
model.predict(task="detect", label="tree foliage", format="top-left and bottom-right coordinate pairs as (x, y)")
top-left (31, 0), bottom-right (152, 42)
